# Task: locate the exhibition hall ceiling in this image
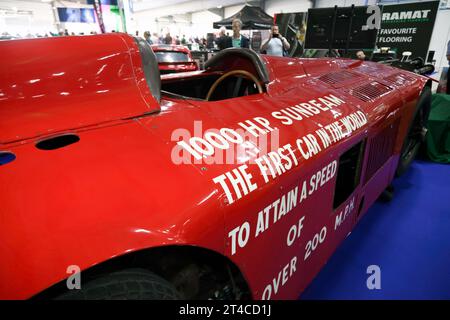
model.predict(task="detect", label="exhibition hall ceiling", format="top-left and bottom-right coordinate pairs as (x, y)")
top-left (131, 0), bottom-right (253, 12)
top-left (3, 0), bottom-right (267, 16)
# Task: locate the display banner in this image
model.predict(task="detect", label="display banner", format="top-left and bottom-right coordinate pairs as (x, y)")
top-left (274, 12), bottom-right (307, 57)
top-left (377, 1), bottom-right (439, 59)
top-left (304, 6), bottom-right (378, 52)
top-left (57, 8), bottom-right (96, 23)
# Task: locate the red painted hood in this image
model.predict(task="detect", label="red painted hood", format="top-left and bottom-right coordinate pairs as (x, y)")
top-left (0, 34), bottom-right (160, 145)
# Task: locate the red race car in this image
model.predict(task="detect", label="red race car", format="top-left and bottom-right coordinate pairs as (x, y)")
top-left (0, 34), bottom-right (430, 300)
top-left (151, 44), bottom-right (198, 74)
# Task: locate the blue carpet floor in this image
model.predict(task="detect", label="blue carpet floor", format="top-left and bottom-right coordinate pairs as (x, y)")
top-left (300, 160), bottom-right (450, 299)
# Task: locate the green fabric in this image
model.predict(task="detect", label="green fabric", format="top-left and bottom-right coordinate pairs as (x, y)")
top-left (232, 37), bottom-right (241, 48)
top-left (426, 94), bottom-right (450, 163)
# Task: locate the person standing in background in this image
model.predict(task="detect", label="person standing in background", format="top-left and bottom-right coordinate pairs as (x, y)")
top-left (143, 31), bottom-right (153, 45)
top-left (151, 32), bottom-right (159, 44)
top-left (216, 26), bottom-right (231, 50)
top-left (231, 19), bottom-right (249, 48)
top-left (164, 32), bottom-right (173, 45)
top-left (356, 50), bottom-right (368, 61)
top-left (260, 25), bottom-right (290, 57)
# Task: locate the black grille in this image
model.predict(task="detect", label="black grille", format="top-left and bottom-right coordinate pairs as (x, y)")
top-left (318, 71), bottom-right (363, 86)
top-left (350, 81), bottom-right (392, 102)
top-left (364, 120), bottom-right (400, 184)
top-left (383, 72), bottom-right (416, 86)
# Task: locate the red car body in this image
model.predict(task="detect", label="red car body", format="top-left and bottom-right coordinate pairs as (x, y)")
top-left (0, 34), bottom-right (428, 300)
top-left (151, 44), bottom-right (198, 74)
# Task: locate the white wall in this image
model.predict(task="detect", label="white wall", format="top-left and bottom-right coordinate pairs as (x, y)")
top-left (224, 1), bottom-right (312, 19)
top-left (315, 0), bottom-right (377, 7)
top-left (265, 0), bottom-right (312, 15)
top-left (429, 7), bottom-right (450, 68)
top-left (0, 0), bottom-right (56, 36)
top-left (132, 11), bottom-right (157, 34)
top-left (132, 11), bottom-right (194, 37)
top-left (132, 2), bottom-right (253, 39)
top-left (191, 10), bottom-right (221, 37)
top-left (224, 4), bottom-right (245, 17)
top-left (130, 0), bottom-right (313, 38)
top-left (428, 8), bottom-right (450, 81)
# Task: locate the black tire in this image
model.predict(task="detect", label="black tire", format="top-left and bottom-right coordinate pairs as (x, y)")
top-left (396, 86), bottom-right (431, 176)
top-left (56, 268), bottom-right (182, 300)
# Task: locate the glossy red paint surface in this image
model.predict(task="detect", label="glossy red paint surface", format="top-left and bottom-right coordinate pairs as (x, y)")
top-left (151, 44), bottom-right (198, 73)
top-left (0, 34), bottom-right (159, 145)
top-left (0, 34), bottom-right (428, 299)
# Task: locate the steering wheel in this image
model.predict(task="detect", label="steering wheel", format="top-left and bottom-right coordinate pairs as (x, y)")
top-left (206, 69), bottom-right (263, 101)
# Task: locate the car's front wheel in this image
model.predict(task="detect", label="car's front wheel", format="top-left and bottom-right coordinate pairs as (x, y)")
top-left (396, 86), bottom-right (431, 176)
top-left (56, 268), bottom-right (181, 300)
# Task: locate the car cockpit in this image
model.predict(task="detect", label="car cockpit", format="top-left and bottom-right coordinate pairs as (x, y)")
top-left (134, 37), bottom-right (269, 102)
